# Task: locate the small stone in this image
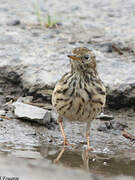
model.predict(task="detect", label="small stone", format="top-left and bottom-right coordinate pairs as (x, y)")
top-left (97, 125), bottom-right (108, 132)
top-left (78, 41), bottom-right (84, 44)
top-left (42, 111), bottom-right (58, 129)
top-left (17, 96), bottom-right (33, 103)
top-left (12, 102), bottom-right (50, 125)
top-left (7, 19), bottom-right (21, 26)
top-left (105, 122), bottom-right (113, 129)
top-left (6, 95), bottom-right (16, 102)
top-left (37, 89), bottom-right (52, 101)
top-left (12, 102), bottom-right (57, 128)
top-left (0, 118), bottom-right (3, 121)
top-left (111, 121), bottom-right (128, 131)
top-left (98, 42), bottom-right (113, 53)
top-left (69, 41), bottom-right (76, 45)
top-left (32, 32), bottom-right (39, 37)
top-left (0, 110), bottom-right (6, 116)
top-left (5, 111), bottom-right (15, 119)
top-left (0, 88), bottom-right (3, 95)
top-left (98, 120), bottom-right (128, 132)
top-left (97, 113), bottom-right (114, 121)
top-left (7, 71), bottom-right (20, 83)
top-left (51, 111), bottom-right (58, 122)
top-left (43, 111), bottom-right (52, 124)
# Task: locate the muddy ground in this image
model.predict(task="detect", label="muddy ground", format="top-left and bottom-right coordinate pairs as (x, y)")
top-left (0, 106), bottom-right (135, 180)
top-left (0, 0), bottom-right (135, 179)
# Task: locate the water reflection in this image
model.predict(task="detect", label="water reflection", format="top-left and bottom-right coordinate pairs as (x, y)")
top-left (53, 147), bottom-right (95, 172)
top-left (39, 144), bottom-right (135, 177)
top-left (53, 146), bottom-right (66, 163)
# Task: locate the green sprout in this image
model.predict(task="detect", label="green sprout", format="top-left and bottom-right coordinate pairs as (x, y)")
top-left (46, 14), bottom-right (58, 28)
top-left (34, 1), bottom-right (59, 28)
top-left (34, 1), bottom-right (44, 26)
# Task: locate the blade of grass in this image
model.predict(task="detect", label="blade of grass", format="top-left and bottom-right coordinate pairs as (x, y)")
top-left (47, 14), bottom-right (52, 27)
top-left (46, 14), bottom-right (59, 28)
top-left (34, 1), bottom-right (43, 26)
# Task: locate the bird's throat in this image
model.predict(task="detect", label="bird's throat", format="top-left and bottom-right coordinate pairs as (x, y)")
top-left (71, 62), bottom-right (97, 76)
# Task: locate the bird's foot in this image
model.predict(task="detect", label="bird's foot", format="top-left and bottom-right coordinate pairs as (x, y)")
top-left (63, 138), bottom-right (70, 146)
top-left (87, 146), bottom-right (93, 151)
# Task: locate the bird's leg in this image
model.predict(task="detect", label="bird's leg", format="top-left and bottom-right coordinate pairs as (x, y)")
top-left (58, 116), bottom-right (69, 146)
top-left (54, 146), bottom-right (66, 163)
top-left (82, 150), bottom-right (90, 171)
top-left (86, 121), bottom-right (92, 151)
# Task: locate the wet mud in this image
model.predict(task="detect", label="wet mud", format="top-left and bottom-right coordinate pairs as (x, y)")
top-left (0, 107), bottom-right (134, 179)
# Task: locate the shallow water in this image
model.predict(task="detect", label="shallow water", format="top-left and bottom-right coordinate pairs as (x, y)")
top-left (0, 109), bottom-right (135, 178)
top-left (41, 144), bottom-right (135, 177)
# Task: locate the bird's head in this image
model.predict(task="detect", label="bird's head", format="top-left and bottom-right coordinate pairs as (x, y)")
top-left (68, 47), bottom-right (96, 73)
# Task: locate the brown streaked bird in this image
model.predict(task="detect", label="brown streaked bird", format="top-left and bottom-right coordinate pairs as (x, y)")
top-left (52, 47), bottom-right (106, 150)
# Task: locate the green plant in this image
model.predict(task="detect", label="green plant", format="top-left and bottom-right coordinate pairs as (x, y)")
top-left (34, 1), bottom-right (43, 26)
top-left (46, 14), bottom-right (58, 28)
top-left (34, 1), bottom-right (58, 28)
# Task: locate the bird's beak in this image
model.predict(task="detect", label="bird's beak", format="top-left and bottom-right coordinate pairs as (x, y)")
top-left (68, 55), bottom-right (80, 61)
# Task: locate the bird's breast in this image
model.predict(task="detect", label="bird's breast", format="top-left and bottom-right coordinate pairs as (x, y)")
top-left (52, 72), bottom-right (106, 121)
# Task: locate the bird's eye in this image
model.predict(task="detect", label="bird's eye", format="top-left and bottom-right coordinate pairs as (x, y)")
top-left (84, 55), bottom-right (89, 60)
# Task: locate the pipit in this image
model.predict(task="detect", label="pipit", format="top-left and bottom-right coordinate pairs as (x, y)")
top-left (52, 47), bottom-right (106, 150)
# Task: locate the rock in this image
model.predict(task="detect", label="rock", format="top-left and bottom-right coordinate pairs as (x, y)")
top-left (97, 120), bottom-right (128, 132)
top-left (12, 102), bottom-right (52, 125)
top-left (97, 113), bottom-right (114, 121)
top-left (5, 95), bottom-right (16, 102)
top-left (0, 110), bottom-right (6, 116)
top-left (7, 71), bottom-right (21, 84)
top-left (7, 19), bottom-right (21, 26)
top-left (0, 88), bottom-right (3, 95)
top-left (17, 96), bottom-right (33, 103)
top-left (97, 124), bottom-right (108, 132)
top-left (43, 111), bottom-right (58, 130)
top-left (110, 120), bottom-right (128, 130)
top-left (95, 42), bottom-right (113, 53)
top-left (0, 0), bottom-right (135, 110)
top-left (36, 89), bottom-right (53, 101)
top-left (51, 111), bottom-right (58, 122)
top-left (106, 82), bottom-right (135, 109)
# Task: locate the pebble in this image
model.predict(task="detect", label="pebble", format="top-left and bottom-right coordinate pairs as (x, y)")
top-left (0, 110), bottom-right (6, 116)
top-left (12, 102), bottom-right (52, 125)
top-left (0, 118), bottom-right (3, 121)
top-left (97, 113), bottom-right (114, 121)
top-left (7, 19), bottom-right (21, 26)
top-left (98, 120), bottom-right (128, 132)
